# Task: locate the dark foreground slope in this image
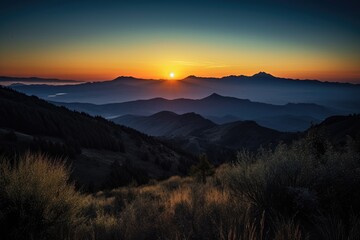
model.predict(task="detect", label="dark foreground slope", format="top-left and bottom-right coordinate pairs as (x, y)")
top-left (2, 131), bottom-right (360, 240)
top-left (0, 86), bottom-right (194, 190)
top-left (306, 114), bottom-right (360, 149)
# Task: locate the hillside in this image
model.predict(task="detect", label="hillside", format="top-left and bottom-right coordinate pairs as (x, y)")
top-left (166, 120), bottom-right (297, 163)
top-left (110, 111), bottom-right (297, 163)
top-left (113, 110), bottom-right (296, 152)
top-left (197, 120), bottom-right (295, 150)
top-left (0, 86), bottom-right (195, 190)
top-left (113, 111), bottom-right (216, 137)
top-left (307, 114), bottom-right (360, 148)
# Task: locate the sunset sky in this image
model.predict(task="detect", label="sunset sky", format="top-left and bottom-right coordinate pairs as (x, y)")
top-left (1, 0), bottom-right (359, 82)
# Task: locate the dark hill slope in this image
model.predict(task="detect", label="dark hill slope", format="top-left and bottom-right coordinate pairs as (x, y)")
top-left (113, 111), bottom-right (216, 137)
top-left (308, 114), bottom-right (360, 148)
top-left (0, 86), bottom-right (194, 190)
top-left (113, 110), bottom-right (297, 161)
top-left (197, 120), bottom-right (295, 150)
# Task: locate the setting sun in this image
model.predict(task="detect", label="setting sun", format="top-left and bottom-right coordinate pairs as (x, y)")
top-left (169, 72), bottom-right (175, 79)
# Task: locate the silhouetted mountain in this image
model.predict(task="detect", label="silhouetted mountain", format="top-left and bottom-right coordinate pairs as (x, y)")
top-left (0, 86), bottom-right (195, 190)
top-left (254, 115), bottom-right (320, 132)
top-left (166, 119), bottom-right (297, 163)
top-left (203, 115), bottom-right (240, 124)
top-left (307, 114), bottom-right (360, 148)
top-left (53, 93), bottom-right (338, 131)
top-left (114, 111), bottom-right (216, 137)
top-left (9, 73), bottom-right (360, 112)
top-left (252, 71), bottom-right (275, 78)
top-left (196, 120), bottom-right (295, 150)
top-left (112, 110), bottom-right (297, 162)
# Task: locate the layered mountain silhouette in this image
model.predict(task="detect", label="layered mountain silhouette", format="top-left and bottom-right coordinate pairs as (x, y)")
top-left (113, 111), bottom-right (297, 160)
top-left (9, 72), bottom-right (360, 112)
top-left (1, 85), bottom-right (359, 177)
top-left (114, 109), bottom-right (360, 163)
top-left (0, 86), bottom-right (194, 190)
top-left (54, 93), bottom-right (338, 131)
top-left (115, 111), bottom-right (216, 137)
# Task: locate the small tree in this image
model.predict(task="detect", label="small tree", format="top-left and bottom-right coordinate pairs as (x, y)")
top-left (190, 154), bottom-right (214, 183)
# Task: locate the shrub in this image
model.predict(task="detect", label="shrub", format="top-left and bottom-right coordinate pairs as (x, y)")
top-left (190, 154), bottom-right (214, 183)
top-left (0, 153), bottom-right (85, 240)
top-left (225, 136), bottom-right (360, 238)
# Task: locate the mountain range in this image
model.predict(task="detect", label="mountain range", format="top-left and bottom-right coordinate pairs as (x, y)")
top-left (113, 111), bottom-right (297, 161)
top-left (8, 72), bottom-right (360, 112)
top-left (1, 85), bottom-right (359, 185)
top-left (114, 111), bottom-right (216, 137)
top-left (52, 93), bottom-right (339, 131)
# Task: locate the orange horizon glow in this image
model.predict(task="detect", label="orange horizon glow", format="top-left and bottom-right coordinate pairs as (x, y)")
top-left (1, 40), bottom-right (359, 83)
top-left (1, 42), bottom-right (359, 83)
top-left (1, 69), bottom-right (359, 83)
top-left (1, 29), bottom-right (359, 83)
top-left (1, 1), bottom-right (359, 84)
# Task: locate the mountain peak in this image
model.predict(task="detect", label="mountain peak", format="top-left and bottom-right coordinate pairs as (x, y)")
top-left (183, 75), bottom-right (205, 80)
top-left (184, 75), bottom-right (197, 78)
top-left (112, 76), bottom-right (136, 81)
top-left (205, 93), bottom-right (224, 99)
top-left (252, 72), bottom-right (274, 78)
top-left (152, 111), bottom-right (178, 118)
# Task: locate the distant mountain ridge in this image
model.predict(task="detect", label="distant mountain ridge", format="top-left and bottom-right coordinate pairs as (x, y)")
top-left (53, 93), bottom-right (338, 131)
top-left (113, 110), bottom-right (297, 159)
top-left (113, 109), bottom-right (360, 163)
top-left (115, 111), bottom-right (216, 137)
top-left (9, 72), bottom-right (360, 113)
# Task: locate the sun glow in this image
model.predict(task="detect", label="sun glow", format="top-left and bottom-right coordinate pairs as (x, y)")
top-left (169, 72), bottom-right (175, 79)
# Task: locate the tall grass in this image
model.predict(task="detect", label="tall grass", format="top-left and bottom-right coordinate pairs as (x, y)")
top-left (1, 134), bottom-right (359, 239)
top-left (0, 153), bottom-right (85, 240)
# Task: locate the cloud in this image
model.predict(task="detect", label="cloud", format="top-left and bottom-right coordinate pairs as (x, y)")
top-left (48, 92), bottom-right (67, 98)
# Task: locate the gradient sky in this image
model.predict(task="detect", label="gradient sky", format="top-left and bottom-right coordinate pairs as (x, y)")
top-left (1, 0), bottom-right (359, 82)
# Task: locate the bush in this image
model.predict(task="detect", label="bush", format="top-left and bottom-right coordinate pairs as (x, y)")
top-left (0, 153), bottom-right (85, 240)
top-left (190, 154), bottom-right (214, 183)
top-left (225, 135), bottom-right (360, 238)
top-left (1, 133), bottom-right (360, 239)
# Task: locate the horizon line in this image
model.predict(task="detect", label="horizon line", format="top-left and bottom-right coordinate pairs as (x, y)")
top-left (1, 72), bottom-right (359, 85)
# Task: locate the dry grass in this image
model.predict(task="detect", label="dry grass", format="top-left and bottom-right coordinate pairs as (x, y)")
top-left (1, 136), bottom-right (360, 239)
top-left (167, 186), bottom-right (192, 210)
top-left (204, 187), bottom-right (229, 205)
top-left (0, 153), bottom-right (85, 240)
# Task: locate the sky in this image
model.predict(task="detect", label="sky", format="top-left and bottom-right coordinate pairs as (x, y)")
top-left (0, 0), bottom-right (359, 82)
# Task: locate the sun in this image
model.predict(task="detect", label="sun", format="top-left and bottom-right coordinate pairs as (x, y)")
top-left (169, 72), bottom-right (175, 79)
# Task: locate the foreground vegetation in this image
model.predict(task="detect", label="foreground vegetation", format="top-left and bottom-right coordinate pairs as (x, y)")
top-left (1, 133), bottom-right (360, 240)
